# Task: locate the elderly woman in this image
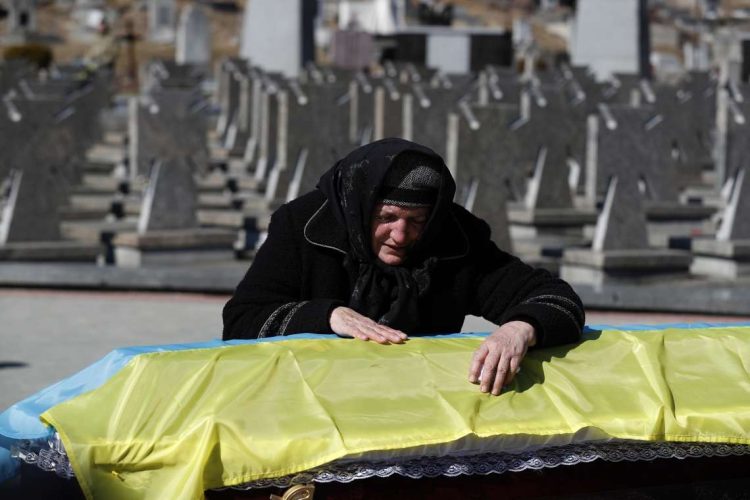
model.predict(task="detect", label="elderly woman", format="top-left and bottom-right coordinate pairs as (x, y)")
top-left (223, 138), bottom-right (584, 395)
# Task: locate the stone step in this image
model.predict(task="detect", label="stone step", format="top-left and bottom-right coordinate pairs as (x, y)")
top-left (0, 241), bottom-right (103, 262)
top-left (198, 209), bottom-right (271, 230)
top-left (103, 131), bottom-right (127, 146)
top-left (59, 205), bottom-right (111, 221)
top-left (197, 193), bottom-right (269, 212)
top-left (61, 218), bottom-right (139, 243)
top-left (196, 173), bottom-right (261, 193)
top-left (82, 160), bottom-right (117, 174)
top-left (86, 143), bottom-right (125, 164)
top-left (69, 194), bottom-right (141, 216)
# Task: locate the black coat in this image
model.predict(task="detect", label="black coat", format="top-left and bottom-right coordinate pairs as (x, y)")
top-left (222, 190), bottom-right (585, 347)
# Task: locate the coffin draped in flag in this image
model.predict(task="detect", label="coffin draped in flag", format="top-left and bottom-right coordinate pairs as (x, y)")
top-left (2, 324), bottom-right (750, 499)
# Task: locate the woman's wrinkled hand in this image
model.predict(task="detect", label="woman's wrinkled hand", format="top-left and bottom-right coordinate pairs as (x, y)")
top-left (468, 320), bottom-right (537, 395)
top-left (329, 307), bottom-right (408, 344)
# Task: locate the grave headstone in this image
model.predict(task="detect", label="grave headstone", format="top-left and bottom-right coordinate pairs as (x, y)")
top-left (691, 168), bottom-right (750, 278)
top-left (561, 176), bottom-right (692, 287)
top-left (175, 4), bottom-right (211, 66)
top-left (240, 0), bottom-right (317, 77)
top-left (130, 89), bottom-right (209, 180)
top-left (137, 158), bottom-right (198, 233)
top-left (252, 79), bottom-right (280, 184)
top-left (348, 72), bottom-right (374, 144)
top-left (392, 27), bottom-right (513, 74)
top-left (721, 83), bottom-right (750, 190)
top-left (4, 0), bottom-right (37, 41)
top-left (585, 102), bottom-right (715, 246)
top-left (592, 176), bottom-right (648, 252)
top-left (571, 0), bottom-right (650, 80)
top-left (338, 0), bottom-right (401, 34)
top-left (403, 81), bottom-right (467, 158)
top-left (113, 156), bottom-right (236, 267)
top-left (447, 102), bottom-right (523, 249)
top-left (0, 168), bottom-right (61, 243)
top-left (148, 0), bottom-right (176, 42)
top-left (330, 29), bottom-right (374, 70)
top-left (291, 80), bottom-right (353, 198)
top-left (373, 78), bottom-right (407, 140)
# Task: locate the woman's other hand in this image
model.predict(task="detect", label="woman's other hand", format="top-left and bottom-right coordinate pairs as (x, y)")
top-left (468, 320), bottom-right (536, 395)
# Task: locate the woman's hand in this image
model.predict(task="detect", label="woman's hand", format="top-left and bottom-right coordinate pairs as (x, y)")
top-left (468, 320), bottom-right (536, 395)
top-left (329, 307), bottom-right (408, 344)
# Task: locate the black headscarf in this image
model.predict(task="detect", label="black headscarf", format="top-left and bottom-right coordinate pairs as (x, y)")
top-left (318, 138), bottom-right (457, 333)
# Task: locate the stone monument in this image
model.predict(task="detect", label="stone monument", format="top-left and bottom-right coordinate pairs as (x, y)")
top-left (561, 177), bottom-right (692, 287)
top-left (691, 168), bottom-right (750, 278)
top-left (113, 157), bottom-right (236, 267)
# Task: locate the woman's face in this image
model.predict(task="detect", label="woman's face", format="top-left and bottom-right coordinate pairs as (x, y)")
top-left (371, 203), bottom-right (430, 265)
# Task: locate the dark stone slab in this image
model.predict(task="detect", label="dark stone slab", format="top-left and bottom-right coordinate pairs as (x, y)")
top-left (0, 241), bottom-right (101, 262)
top-left (524, 145), bottom-right (573, 210)
top-left (586, 104), bottom-right (679, 206)
top-left (137, 158), bottom-right (198, 233)
top-left (564, 248), bottom-right (692, 270)
top-left (508, 208), bottom-right (598, 226)
top-left (690, 256), bottom-right (750, 279)
top-left (692, 239), bottom-right (750, 259)
top-left (592, 176), bottom-right (649, 251)
top-left (717, 168), bottom-right (750, 241)
top-left (405, 80), bottom-right (469, 158)
top-left (130, 89), bottom-right (209, 179)
top-left (113, 228), bottom-right (236, 250)
top-left (0, 168), bottom-right (62, 244)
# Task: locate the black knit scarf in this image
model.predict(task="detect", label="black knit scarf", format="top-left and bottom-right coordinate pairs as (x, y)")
top-left (317, 138), bottom-right (456, 334)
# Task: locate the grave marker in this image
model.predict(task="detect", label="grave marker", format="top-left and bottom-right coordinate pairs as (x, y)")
top-left (175, 4), bottom-right (211, 66)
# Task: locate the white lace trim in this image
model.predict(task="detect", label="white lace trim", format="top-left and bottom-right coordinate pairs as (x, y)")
top-left (222, 441), bottom-right (750, 490)
top-left (11, 435), bottom-right (750, 488)
top-left (10, 434), bottom-right (75, 479)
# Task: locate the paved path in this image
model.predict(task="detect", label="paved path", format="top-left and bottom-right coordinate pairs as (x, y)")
top-left (2, 288), bottom-right (749, 411)
top-left (0, 289), bottom-right (226, 411)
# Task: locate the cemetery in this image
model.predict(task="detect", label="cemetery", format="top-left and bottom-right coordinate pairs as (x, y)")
top-left (1, 0), bottom-right (750, 498)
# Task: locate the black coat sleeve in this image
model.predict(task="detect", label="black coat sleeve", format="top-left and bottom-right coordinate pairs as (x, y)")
top-left (465, 212), bottom-right (585, 348)
top-left (222, 204), bottom-right (344, 340)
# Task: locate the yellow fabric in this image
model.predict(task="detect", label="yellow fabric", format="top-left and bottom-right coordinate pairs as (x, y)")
top-left (42, 326), bottom-right (750, 500)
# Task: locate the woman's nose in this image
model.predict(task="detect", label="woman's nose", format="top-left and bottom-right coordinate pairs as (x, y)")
top-left (390, 220), bottom-right (409, 244)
